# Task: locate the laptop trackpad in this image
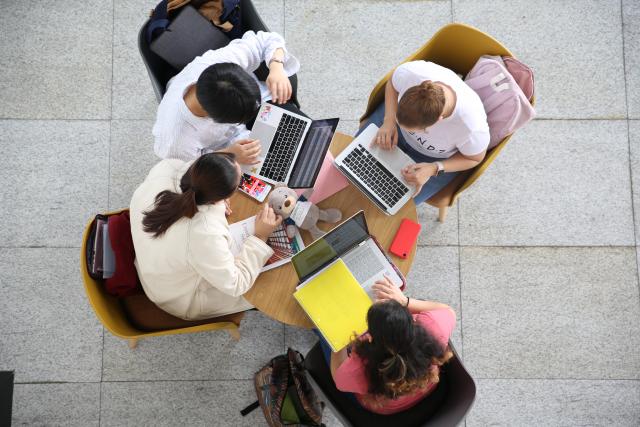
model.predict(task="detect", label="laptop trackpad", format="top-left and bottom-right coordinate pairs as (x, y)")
top-left (250, 121), bottom-right (277, 154)
top-left (341, 240), bottom-right (403, 299)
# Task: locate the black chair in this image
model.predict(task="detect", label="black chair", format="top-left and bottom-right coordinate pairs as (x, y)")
top-left (138, 0), bottom-right (299, 106)
top-left (0, 371), bottom-right (14, 425)
top-left (303, 342), bottom-right (476, 427)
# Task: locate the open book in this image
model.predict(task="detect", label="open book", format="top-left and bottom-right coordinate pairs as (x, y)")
top-left (229, 216), bottom-right (305, 272)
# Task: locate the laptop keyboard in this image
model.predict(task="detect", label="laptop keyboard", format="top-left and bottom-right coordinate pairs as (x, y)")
top-left (260, 113), bottom-right (307, 182)
top-left (343, 144), bottom-right (410, 207)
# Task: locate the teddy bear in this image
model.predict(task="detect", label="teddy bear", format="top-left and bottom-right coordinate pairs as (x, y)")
top-left (267, 186), bottom-right (342, 240)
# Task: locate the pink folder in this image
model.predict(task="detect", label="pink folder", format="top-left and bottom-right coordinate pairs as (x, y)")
top-left (296, 152), bottom-right (350, 204)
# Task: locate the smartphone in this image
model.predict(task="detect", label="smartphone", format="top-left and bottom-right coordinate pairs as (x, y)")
top-left (389, 218), bottom-right (421, 259)
top-left (238, 174), bottom-right (272, 203)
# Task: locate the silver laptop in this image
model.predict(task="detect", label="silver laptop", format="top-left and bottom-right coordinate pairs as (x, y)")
top-left (291, 211), bottom-right (404, 299)
top-left (334, 124), bottom-right (416, 215)
top-left (242, 103), bottom-right (339, 188)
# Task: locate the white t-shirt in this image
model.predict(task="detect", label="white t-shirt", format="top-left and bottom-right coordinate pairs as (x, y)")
top-left (152, 31), bottom-right (300, 161)
top-left (391, 61), bottom-right (489, 159)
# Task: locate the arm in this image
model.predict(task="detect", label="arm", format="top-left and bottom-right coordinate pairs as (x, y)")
top-left (330, 347), bottom-right (349, 378)
top-left (401, 148), bottom-right (486, 194)
top-left (187, 204), bottom-right (272, 297)
top-left (198, 31), bottom-right (299, 76)
top-left (371, 275), bottom-right (453, 315)
top-left (374, 80), bottom-right (401, 150)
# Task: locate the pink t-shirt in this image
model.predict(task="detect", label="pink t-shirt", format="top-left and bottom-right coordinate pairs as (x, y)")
top-left (333, 308), bottom-right (456, 415)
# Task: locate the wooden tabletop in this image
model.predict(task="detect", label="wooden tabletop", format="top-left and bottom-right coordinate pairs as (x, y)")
top-left (228, 132), bottom-right (418, 328)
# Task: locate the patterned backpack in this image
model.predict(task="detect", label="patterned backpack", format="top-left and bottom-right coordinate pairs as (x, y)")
top-left (241, 348), bottom-right (325, 426)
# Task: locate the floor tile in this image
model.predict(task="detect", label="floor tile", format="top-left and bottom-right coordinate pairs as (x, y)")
top-left (630, 120), bottom-right (640, 245)
top-left (624, 0), bottom-right (640, 118)
top-left (0, 1), bottom-right (112, 119)
top-left (406, 246), bottom-right (463, 354)
top-left (417, 201), bottom-right (459, 246)
top-left (454, 0), bottom-right (626, 119)
top-left (285, 0), bottom-right (451, 121)
top-left (336, 120), bottom-right (359, 138)
top-left (467, 379), bottom-right (640, 427)
top-left (458, 120), bottom-right (634, 246)
top-left (109, 120), bottom-right (157, 209)
top-left (112, 0), bottom-right (160, 120)
top-left (460, 247), bottom-right (640, 379)
top-left (12, 382), bottom-right (100, 427)
top-left (254, 0), bottom-right (284, 35)
top-left (0, 248), bottom-right (103, 382)
top-left (102, 311), bottom-right (283, 381)
top-left (0, 120), bottom-right (109, 247)
top-left (284, 325), bottom-right (317, 357)
top-left (101, 380), bottom-right (265, 427)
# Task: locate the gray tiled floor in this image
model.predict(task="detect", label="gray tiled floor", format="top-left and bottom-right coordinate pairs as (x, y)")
top-left (3, 0), bottom-right (640, 426)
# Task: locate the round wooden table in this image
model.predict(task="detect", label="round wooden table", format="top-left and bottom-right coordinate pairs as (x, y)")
top-left (227, 132), bottom-right (418, 328)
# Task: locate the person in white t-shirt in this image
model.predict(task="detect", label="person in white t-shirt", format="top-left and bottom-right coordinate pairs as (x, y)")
top-left (358, 61), bottom-right (489, 204)
top-left (153, 30), bottom-right (300, 163)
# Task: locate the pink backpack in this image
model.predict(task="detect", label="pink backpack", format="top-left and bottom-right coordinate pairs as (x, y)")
top-left (464, 55), bottom-right (536, 149)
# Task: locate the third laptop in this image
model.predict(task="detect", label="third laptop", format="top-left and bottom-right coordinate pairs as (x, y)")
top-left (291, 211), bottom-right (405, 299)
top-left (242, 103), bottom-right (339, 188)
top-left (334, 124), bottom-right (416, 215)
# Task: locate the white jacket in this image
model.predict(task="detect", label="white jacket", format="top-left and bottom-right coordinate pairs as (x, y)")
top-left (129, 159), bottom-right (273, 320)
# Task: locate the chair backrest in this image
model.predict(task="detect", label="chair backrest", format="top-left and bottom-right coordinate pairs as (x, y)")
top-left (138, 0), bottom-right (272, 104)
top-left (304, 341), bottom-right (476, 427)
top-left (360, 23), bottom-right (535, 206)
top-left (81, 209), bottom-right (143, 339)
top-left (138, 19), bottom-right (178, 103)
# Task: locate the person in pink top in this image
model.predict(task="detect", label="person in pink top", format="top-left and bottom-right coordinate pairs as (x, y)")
top-left (329, 276), bottom-right (456, 415)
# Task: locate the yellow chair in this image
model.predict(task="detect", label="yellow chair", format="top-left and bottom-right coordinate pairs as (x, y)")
top-left (360, 23), bottom-right (535, 222)
top-left (81, 209), bottom-right (244, 349)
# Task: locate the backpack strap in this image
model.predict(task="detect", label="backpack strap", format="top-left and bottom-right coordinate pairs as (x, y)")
top-left (146, 0), bottom-right (170, 44)
top-left (240, 400), bottom-right (260, 416)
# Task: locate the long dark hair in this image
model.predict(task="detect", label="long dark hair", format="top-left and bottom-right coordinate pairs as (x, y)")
top-left (142, 153), bottom-right (239, 238)
top-left (353, 300), bottom-right (453, 401)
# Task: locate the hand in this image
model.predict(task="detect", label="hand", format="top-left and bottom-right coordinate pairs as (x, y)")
top-left (254, 203), bottom-right (283, 241)
top-left (223, 199), bottom-right (232, 216)
top-left (401, 162), bottom-right (437, 195)
top-left (227, 139), bottom-right (261, 165)
top-left (266, 66), bottom-right (292, 104)
top-left (372, 120), bottom-right (398, 150)
top-left (371, 275), bottom-right (407, 305)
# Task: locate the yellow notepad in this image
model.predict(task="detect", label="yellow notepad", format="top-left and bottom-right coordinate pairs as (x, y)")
top-left (293, 259), bottom-right (372, 352)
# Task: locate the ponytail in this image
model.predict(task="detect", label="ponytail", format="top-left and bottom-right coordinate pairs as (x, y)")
top-left (142, 188), bottom-right (198, 238)
top-left (141, 153), bottom-right (238, 238)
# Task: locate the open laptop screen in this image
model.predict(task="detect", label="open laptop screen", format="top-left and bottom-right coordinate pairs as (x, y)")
top-left (288, 118), bottom-right (339, 188)
top-left (292, 211), bottom-right (368, 281)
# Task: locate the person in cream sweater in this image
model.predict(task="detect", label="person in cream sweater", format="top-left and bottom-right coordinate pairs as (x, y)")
top-left (129, 152), bottom-right (282, 320)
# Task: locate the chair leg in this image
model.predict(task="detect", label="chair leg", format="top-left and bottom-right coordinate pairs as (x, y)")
top-left (438, 206), bottom-right (448, 223)
top-left (128, 338), bottom-right (138, 349)
top-left (228, 327), bottom-right (241, 341)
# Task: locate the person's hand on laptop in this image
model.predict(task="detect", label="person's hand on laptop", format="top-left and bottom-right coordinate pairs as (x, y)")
top-left (254, 203), bottom-right (283, 242)
top-left (373, 119), bottom-right (398, 150)
top-left (372, 275), bottom-right (407, 305)
top-left (226, 139), bottom-right (262, 165)
top-left (266, 65), bottom-right (292, 104)
top-left (401, 162), bottom-right (437, 196)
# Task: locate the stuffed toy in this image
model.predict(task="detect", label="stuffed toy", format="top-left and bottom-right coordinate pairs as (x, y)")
top-left (267, 186), bottom-right (342, 239)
